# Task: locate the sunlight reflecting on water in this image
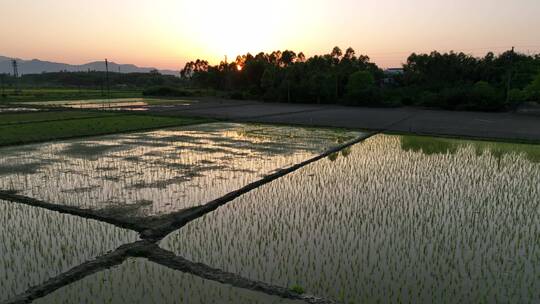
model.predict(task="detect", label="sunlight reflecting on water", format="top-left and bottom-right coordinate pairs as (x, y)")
top-left (0, 123), bottom-right (359, 216)
top-left (162, 134), bottom-right (540, 303)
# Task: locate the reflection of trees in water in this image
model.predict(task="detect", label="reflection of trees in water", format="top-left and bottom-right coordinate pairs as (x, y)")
top-left (400, 135), bottom-right (540, 163)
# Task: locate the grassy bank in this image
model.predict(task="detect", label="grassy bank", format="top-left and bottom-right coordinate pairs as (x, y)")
top-left (0, 111), bottom-right (209, 146)
top-left (0, 111), bottom-right (119, 126)
top-left (0, 88), bottom-right (142, 103)
top-left (400, 134), bottom-right (540, 162)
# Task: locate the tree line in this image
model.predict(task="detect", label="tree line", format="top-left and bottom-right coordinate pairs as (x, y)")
top-left (0, 71), bottom-right (182, 91)
top-left (181, 47), bottom-right (540, 111)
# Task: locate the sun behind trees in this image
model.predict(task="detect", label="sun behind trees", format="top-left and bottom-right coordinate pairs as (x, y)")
top-left (181, 47), bottom-right (540, 111)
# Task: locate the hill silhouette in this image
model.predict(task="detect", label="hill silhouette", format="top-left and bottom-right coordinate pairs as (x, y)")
top-left (0, 56), bottom-right (179, 76)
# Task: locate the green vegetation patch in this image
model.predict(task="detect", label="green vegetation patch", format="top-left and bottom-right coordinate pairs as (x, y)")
top-left (142, 86), bottom-right (193, 97)
top-left (0, 111), bottom-right (118, 126)
top-left (0, 114), bottom-right (207, 146)
top-left (289, 285), bottom-right (305, 294)
top-left (1, 88), bottom-right (141, 103)
top-left (400, 134), bottom-right (540, 163)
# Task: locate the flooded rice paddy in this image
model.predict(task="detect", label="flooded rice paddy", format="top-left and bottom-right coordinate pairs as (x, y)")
top-left (0, 123), bottom-right (358, 215)
top-left (0, 106), bottom-right (40, 113)
top-left (161, 134), bottom-right (540, 303)
top-left (1, 121), bottom-right (539, 303)
top-left (0, 200), bottom-right (138, 302)
top-left (35, 258), bottom-right (302, 304)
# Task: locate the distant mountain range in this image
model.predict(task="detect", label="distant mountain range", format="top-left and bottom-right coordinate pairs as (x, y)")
top-left (0, 55), bottom-right (179, 76)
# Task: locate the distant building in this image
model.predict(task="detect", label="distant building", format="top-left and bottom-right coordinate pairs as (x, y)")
top-left (382, 68), bottom-right (404, 86)
top-left (384, 68), bottom-right (404, 75)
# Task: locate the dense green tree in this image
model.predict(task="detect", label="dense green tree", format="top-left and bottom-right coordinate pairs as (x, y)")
top-left (180, 48), bottom-right (539, 110)
top-left (471, 81), bottom-right (501, 109)
top-left (331, 46), bottom-right (343, 61)
top-left (15, 71), bottom-right (182, 89)
top-left (345, 71), bottom-right (377, 105)
top-left (19, 47), bottom-right (539, 111)
top-left (526, 72), bottom-right (540, 101)
top-left (280, 50), bottom-right (297, 67)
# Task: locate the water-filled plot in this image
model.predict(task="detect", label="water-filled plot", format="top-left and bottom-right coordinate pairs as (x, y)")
top-left (0, 123), bottom-right (360, 216)
top-left (26, 98), bottom-right (149, 108)
top-left (0, 200), bottom-right (138, 301)
top-left (34, 258), bottom-right (302, 304)
top-left (0, 107), bottom-right (40, 113)
top-left (162, 134), bottom-right (540, 303)
top-left (25, 98), bottom-right (197, 111)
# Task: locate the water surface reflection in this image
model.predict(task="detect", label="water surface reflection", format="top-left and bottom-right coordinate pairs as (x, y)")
top-left (163, 134), bottom-right (540, 303)
top-left (0, 123), bottom-right (359, 216)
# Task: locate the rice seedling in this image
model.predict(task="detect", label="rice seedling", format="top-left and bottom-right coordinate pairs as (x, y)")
top-left (161, 134), bottom-right (540, 303)
top-left (290, 285), bottom-right (305, 294)
top-left (0, 122), bottom-right (360, 216)
top-left (0, 200), bottom-right (138, 302)
top-left (34, 258), bottom-right (303, 304)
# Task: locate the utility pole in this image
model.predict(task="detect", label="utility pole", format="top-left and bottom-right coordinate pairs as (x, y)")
top-left (287, 79), bottom-right (291, 103)
top-left (0, 73), bottom-right (6, 97)
top-left (335, 74), bottom-right (339, 101)
top-left (506, 46), bottom-right (514, 104)
top-left (0, 73), bottom-right (5, 96)
top-left (224, 55), bottom-right (231, 90)
top-left (105, 59), bottom-right (110, 107)
top-left (12, 59), bottom-right (20, 94)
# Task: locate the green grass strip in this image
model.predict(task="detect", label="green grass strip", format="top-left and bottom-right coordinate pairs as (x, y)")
top-left (0, 115), bottom-right (208, 146)
top-left (0, 111), bottom-right (120, 126)
top-left (1, 89), bottom-right (141, 103)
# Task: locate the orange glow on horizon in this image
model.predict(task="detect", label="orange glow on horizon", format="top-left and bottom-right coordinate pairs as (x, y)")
top-left (0, 0), bottom-right (539, 70)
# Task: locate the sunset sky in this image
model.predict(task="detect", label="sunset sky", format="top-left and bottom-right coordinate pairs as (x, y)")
top-left (1, 0), bottom-right (540, 70)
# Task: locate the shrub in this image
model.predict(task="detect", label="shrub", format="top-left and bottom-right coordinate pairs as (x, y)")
top-left (439, 86), bottom-right (471, 110)
top-left (229, 91), bottom-right (245, 100)
top-left (526, 73), bottom-right (540, 101)
top-left (380, 88), bottom-right (404, 107)
top-left (290, 284), bottom-right (305, 294)
top-left (470, 81), bottom-right (502, 110)
top-left (419, 91), bottom-right (439, 107)
top-left (509, 89), bottom-right (527, 103)
top-left (142, 86), bottom-right (193, 97)
top-left (401, 96), bottom-right (415, 105)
